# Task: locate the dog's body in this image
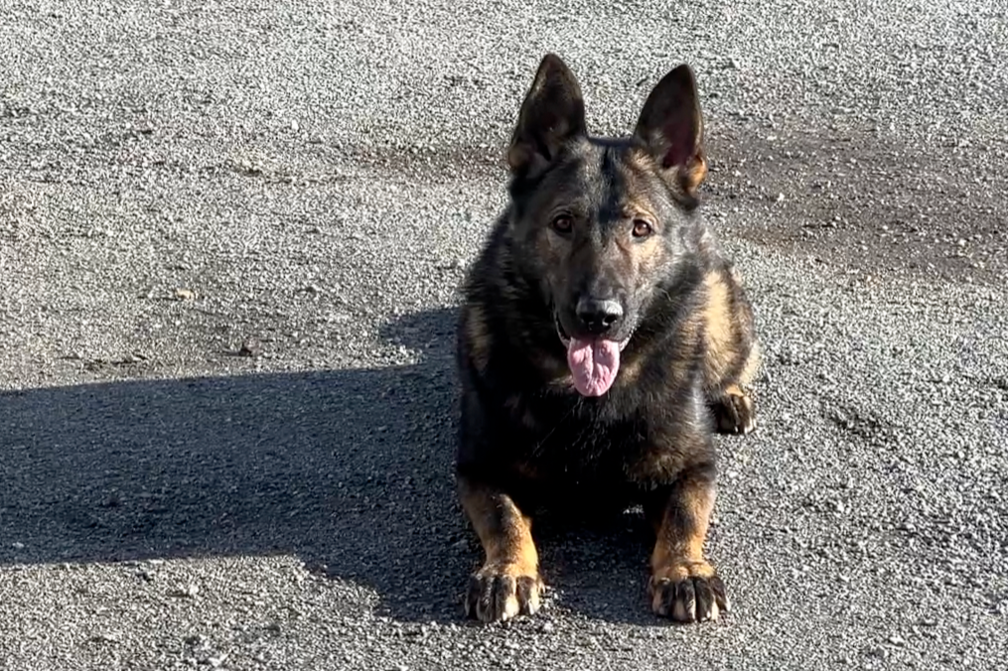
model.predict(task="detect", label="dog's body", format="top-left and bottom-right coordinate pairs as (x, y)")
top-left (455, 54), bottom-right (760, 624)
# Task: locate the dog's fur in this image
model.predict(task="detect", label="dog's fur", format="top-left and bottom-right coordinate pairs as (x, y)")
top-left (454, 54), bottom-right (760, 624)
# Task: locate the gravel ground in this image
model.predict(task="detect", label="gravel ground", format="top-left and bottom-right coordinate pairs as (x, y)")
top-left (2, 1), bottom-right (1006, 669)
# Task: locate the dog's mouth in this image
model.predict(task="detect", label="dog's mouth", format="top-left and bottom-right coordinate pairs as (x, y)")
top-left (553, 315), bottom-right (632, 351)
top-left (554, 313), bottom-right (571, 347)
top-left (554, 313), bottom-right (632, 397)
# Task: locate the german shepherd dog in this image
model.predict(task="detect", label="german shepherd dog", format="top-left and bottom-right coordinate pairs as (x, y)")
top-left (455, 54), bottom-right (760, 624)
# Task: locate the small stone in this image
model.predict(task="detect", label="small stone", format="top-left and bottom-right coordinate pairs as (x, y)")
top-left (174, 288), bottom-right (196, 301)
top-left (12, 542), bottom-right (25, 550)
top-left (207, 653), bottom-right (228, 668)
top-left (238, 338), bottom-right (260, 357)
top-left (173, 584), bottom-right (200, 598)
top-left (540, 621), bottom-right (555, 633)
top-left (92, 632), bottom-right (121, 643)
top-left (888, 634), bottom-right (906, 646)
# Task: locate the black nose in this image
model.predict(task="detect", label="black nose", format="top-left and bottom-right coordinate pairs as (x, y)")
top-left (576, 297), bottom-right (623, 335)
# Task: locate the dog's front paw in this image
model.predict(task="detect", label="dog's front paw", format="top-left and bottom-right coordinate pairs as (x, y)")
top-left (465, 563), bottom-right (544, 623)
top-left (711, 385), bottom-right (756, 435)
top-left (650, 560), bottom-right (729, 623)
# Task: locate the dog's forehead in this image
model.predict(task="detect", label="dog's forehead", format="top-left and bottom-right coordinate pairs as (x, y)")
top-left (561, 140), bottom-right (665, 210)
top-left (568, 140), bottom-right (626, 180)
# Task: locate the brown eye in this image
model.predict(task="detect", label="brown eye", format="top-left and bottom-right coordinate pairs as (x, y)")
top-left (632, 219), bottom-right (653, 238)
top-left (551, 215), bottom-right (573, 234)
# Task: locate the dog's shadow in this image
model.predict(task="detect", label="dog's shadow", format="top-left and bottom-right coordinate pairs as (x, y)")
top-left (1, 307), bottom-right (658, 625)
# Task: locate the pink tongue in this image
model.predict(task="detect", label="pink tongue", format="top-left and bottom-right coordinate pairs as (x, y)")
top-left (567, 337), bottom-right (621, 397)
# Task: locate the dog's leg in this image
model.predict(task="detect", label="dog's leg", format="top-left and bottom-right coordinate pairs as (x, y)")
top-left (709, 362), bottom-right (758, 435)
top-left (644, 465), bottom-right (729, 622)
top-left (701, 265), bottom-right (760, 435)
top-left (458, 476), bottom-right (543, 622)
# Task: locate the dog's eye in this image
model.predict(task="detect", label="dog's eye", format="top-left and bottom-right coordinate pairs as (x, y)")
top-left (632, 219), bottom-right (653, 238)
top-left (551, 215), bottom-right (573, 234)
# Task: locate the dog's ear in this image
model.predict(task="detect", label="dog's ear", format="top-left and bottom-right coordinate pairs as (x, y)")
top-left (633, 64), bottom-right (707, 195)
top-left (507, 54), bottom-right (586, 177)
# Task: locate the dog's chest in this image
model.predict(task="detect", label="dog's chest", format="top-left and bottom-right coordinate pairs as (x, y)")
top-left (507, 395), bottom-right (649, 485)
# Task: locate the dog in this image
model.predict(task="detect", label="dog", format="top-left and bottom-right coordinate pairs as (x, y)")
top-left (454, 53), bottom-right (760, 624)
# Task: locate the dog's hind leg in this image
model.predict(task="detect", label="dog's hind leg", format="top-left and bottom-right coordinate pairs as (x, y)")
top-left (709, 342), bottom-right (759, 435)
top-left (698, 264), bottom-right (760, 435)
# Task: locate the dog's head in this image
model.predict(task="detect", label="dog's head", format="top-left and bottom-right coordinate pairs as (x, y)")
top-left (505, 54), bottom-right (708, 397)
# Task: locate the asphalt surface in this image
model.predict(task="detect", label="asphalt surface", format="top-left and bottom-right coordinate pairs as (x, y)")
top-left (2, 1), bottom-right (1007, 669)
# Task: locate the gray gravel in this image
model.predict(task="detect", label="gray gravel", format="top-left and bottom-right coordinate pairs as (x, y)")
top-left (2, 1), bottom-right (1007, 669)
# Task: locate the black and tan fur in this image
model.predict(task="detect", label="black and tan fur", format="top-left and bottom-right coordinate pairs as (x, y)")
top-left (455, 54), bottom-right (760, 624)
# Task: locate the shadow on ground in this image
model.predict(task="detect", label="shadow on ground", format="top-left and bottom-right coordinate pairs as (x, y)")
top-left (1, 307), bottom-right (658, 625)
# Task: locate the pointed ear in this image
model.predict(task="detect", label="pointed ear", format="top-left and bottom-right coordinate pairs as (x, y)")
top-left (507, 54), bottom-right (587, 177)
top-left (633, 64), bottom-right (707, 195)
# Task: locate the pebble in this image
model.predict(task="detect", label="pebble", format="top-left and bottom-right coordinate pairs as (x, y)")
top-left (172, 584), bottom-right (200, 598)
top-left (238, 338), bottom-right (261, 357)
top-left (207, 653), bottom-right (228, 668)
top-left (93, 632), bottom-right (121, 643)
